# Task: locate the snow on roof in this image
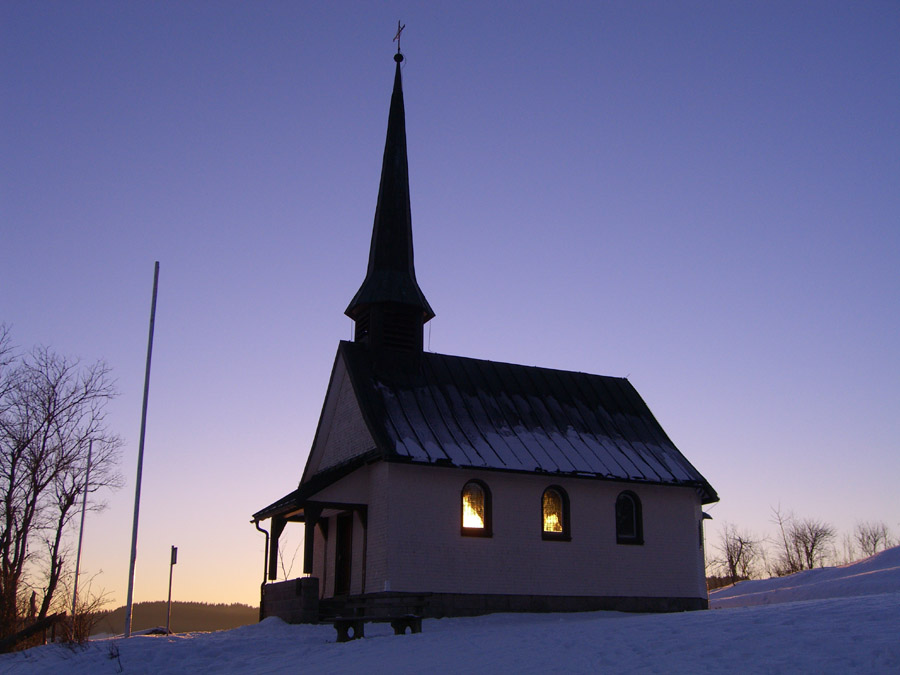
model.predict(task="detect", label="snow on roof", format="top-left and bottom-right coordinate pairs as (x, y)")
top-left (342, 342), bottom-right (718, 502)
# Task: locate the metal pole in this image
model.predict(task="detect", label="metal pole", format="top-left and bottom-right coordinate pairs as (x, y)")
top-left (71, 440), bottom-right (93, 631)
top-left (166, 546), bottom-right (177, 634)
top-left (124, 261), bottom-right (160, 638)
top-left (254, 520), bottom-right (270, 622)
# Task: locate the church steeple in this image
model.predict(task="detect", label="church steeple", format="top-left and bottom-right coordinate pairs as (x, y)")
top-left (345, 52), bottom-right (434, 353)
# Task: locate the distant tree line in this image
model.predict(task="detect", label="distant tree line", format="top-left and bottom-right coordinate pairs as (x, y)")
top-left (707, 506), bottom-right (896, 588)
top-left (93, 601), bottom-right (259, 635)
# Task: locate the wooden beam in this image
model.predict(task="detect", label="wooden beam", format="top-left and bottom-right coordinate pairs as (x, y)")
top-left (0, 612), bottom-right (66, 654)
top-left (267, 516), bottom-right (286, 581)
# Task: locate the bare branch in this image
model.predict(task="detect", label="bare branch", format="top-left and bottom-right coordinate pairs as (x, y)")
top-left (714, 523), bottom-right (760, 584)
top-left (855, 521), bottom-right (894, 558)
top-left (791, 518), bottom-right (835, 570)
top-left (0, 330), bottom-right (122, 638)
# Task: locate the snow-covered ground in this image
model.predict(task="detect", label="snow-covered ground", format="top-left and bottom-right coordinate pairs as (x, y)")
top-left (709, 544), bottom-right (900, 608)
top-left (4, 547), bottom-right (899, 674)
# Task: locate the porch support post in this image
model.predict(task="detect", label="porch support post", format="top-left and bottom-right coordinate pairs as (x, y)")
top-left (268, 516), bottom-right (286, 581)
top-left (303, 504), bottom-right (323, 575)
top-left (358, 507), bottom-right (368, 594)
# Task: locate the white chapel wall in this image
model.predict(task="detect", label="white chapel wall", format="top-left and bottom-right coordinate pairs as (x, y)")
top-left (382, 464), bottom-right (707, 600)
top-left (305, 463), bottom-right (391, 598)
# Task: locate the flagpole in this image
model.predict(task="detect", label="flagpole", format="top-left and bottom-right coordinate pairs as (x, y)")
top-left (124, 261), bottom-right (159, 637)
top-left (71, 439), bottom-right (92, 632)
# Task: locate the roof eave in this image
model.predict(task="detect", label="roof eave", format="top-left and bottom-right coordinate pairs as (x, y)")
top-left (253, 449), bottom-right (382, 521)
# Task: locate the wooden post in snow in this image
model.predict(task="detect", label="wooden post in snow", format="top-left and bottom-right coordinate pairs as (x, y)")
top-left (166, 546), bottom-right (177, 634)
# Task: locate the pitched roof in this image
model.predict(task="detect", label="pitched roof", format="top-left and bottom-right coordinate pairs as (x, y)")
top-left (345, 55), bottom-right (434, 322)
top-left (340, 341), bottom-right (718, 503)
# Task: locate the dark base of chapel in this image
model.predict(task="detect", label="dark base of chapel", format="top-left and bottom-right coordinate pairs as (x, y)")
top-left (260, 577), bottom-right (708, 626)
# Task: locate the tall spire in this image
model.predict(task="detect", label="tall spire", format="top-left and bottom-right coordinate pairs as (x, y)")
top-left (345, 51), bottom-right (434, 353)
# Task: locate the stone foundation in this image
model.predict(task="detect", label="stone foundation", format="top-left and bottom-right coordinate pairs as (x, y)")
top-left (260, 578), bottom-right (707, 624)
top-left (261, 577), bottom-right (319, 624)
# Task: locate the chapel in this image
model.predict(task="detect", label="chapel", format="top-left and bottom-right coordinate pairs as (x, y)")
top-left (252, 50), bottom-right (718, 623)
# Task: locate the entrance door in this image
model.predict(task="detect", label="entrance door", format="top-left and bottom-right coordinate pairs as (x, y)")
top-left (334, 513), bottom-right (353, 596)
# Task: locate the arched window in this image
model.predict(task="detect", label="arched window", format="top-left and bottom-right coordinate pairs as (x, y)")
top-left (615, 491), bottom-right (643, 545)
top-left (542, 486), bottom-right (571, 541)
top-left (461, 480), bottom-right (492, 537)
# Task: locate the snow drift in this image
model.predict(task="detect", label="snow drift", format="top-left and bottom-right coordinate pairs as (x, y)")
top-left (2, 547), bottom-right (899, 674)
top-left (710, 544), bottom-right (900, 608)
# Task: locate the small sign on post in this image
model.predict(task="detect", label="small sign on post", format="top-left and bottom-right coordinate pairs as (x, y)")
top-left (166, 545), bottom-right (177, 634)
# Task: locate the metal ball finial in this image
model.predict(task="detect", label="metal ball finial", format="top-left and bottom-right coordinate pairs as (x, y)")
top-left (394, 53), bottom-right (403, 63)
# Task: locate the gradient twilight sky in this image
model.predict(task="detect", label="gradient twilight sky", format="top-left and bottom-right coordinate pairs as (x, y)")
top-left (2, 2), bottom-right (898, 606)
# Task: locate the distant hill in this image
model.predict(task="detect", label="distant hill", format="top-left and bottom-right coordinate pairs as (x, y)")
top-left (710, 545), bottom-right (900, 609)
top-left (93, 601), bottom-right (259, 635)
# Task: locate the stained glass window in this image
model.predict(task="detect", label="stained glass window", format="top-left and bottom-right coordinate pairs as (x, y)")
top-left (616, 491), bottom-right (643, 545)
top-left (462, 482), bottom-right (485, 529)
top-left (543, 489), bottom-right (563, 533)
top-left (541, 486), bottom-right (570, 540)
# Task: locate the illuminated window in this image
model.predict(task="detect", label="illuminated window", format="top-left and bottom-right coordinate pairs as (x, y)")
top-left (615, 491), bottom-right (643, 545)
top-left (461, 480), bottom-right (491, 537)
top-left (463, 483), bottom-right (484, 528)
top-left (542, 486), bottom-right (570, 541)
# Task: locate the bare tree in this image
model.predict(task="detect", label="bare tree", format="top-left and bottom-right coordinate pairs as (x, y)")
top-left (855, 521), bottom-right (894, 558)
top-left (0, 326), bottom-right (122, 640)
top-left (278, 531), bottom-right (303, 580)
top-left (716, 523), bottom-right (760, 584)
top-left (771, 506), bottom-right (802, 576)
top-left (58, 572), bottom-right (112, 644)
top-left (791, 517), bottom-right (836, 570)
top-left (834, 532), bottom-right (858, 566)
top-left (770, 507), bottom-right (835, 574)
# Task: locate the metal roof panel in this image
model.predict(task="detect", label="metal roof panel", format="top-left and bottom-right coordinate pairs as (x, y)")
top-left (337, 342), bottom-right (718, 503)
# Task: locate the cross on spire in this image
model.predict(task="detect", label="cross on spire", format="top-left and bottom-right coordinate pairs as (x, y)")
top-left (393, 21), bottom-right (405, 54)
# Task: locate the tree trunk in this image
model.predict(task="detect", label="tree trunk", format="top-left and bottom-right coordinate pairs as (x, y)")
top-left (37, 493), bottom-right (77, 620)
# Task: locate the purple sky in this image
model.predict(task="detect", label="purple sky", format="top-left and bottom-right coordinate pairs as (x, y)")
top-left (3, 2), bottom-right (898, 606)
